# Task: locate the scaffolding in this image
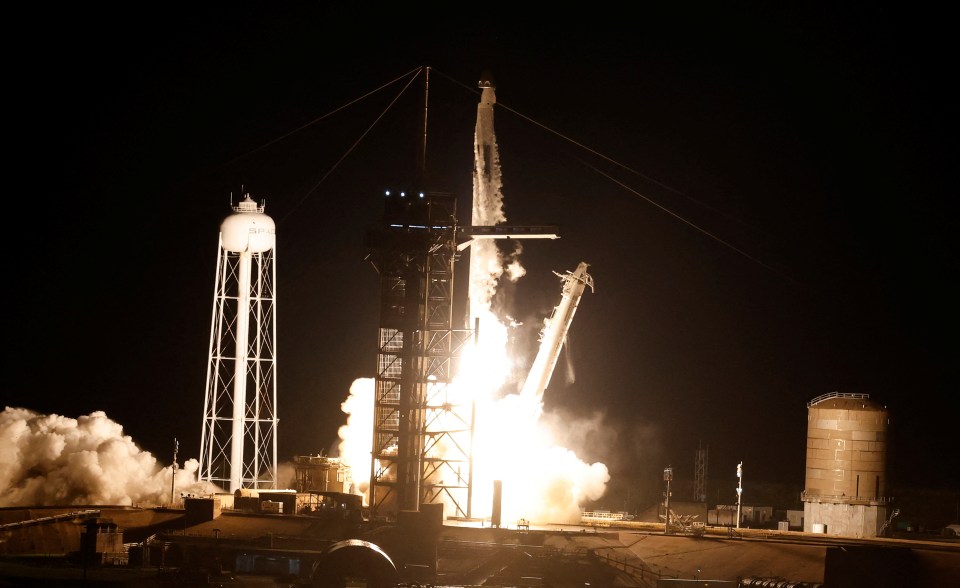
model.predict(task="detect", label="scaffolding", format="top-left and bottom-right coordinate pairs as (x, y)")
top-left (364, 191), bottom-right (474, 519)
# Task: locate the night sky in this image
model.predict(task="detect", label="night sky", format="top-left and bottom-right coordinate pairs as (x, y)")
top-left (9, 6), bottom-right (955, 503)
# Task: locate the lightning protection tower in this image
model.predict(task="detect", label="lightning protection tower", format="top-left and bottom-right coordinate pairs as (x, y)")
top-left (694, 442), bottom-right (708, 503)
top-left (199, 194), bottom-right (279, 492)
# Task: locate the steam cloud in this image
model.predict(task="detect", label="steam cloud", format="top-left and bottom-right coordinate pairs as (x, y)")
top-left (0, 406), bottom-right (217, 507)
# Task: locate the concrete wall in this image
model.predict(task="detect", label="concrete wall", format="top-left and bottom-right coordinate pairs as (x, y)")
top-left (804, 501), bottom-right (886, 537)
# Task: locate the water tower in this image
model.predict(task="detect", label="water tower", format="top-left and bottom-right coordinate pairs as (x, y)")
top-left (199, 194), bottom-right (279, 492)
top-left (802, 392), bottom-right (890, 537)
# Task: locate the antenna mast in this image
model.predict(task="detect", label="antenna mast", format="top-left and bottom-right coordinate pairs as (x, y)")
top-left (417, 66), bottom-right (430, 186)
top-left (170, 438), bottom-right (179, 505)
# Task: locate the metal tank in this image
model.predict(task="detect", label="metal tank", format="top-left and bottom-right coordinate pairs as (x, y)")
top-left (220, 195), bottom-right (276, 253)
top-left (802, 392), bottom-right (890, 537)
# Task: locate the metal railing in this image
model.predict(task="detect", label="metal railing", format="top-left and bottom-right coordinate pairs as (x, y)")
top-left (801, 490), bottom-right (893, 505)
top-left (807, 391), bottom-right (870, 407)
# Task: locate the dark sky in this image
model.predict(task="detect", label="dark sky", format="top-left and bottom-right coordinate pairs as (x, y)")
top-left (9, 6), bottom-right (955, 497)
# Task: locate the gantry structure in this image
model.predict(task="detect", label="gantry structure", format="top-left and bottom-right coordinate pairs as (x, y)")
top-left (363, 190), bottom-right (475, 518)
top-left (363, 189), bottom-right (559, 519)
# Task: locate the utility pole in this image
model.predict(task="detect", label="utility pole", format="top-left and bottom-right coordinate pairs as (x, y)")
top-left (170, 438), bottom-right (179, 506)
top-left (664, 466), bottom-right (673, 534)
top-left (736, 461), bottom-right (743, 529)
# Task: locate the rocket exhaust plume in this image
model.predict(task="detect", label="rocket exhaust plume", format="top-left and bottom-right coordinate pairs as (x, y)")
top-left (0, 407), bottom-right (217, 507)
top-left (461, 77), bottom-right (609, 523)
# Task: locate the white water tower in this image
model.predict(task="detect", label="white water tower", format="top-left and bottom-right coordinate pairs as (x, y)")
top-left (199, 194), bottom-right (279, 492)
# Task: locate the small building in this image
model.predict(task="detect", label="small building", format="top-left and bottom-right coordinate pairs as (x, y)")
top-left (786, 509), bottom-right (804, 530)
top-left (233, 488), bottom-right (298, 515)
top-left (234, 489), bottom-right (262, 513)
top-left (79, 518), bottom-right (125, 566)
top-left (293, 455), bottom-right (353, 494)
top-left (258, 491), bottom-right (297, 515)
top-left (709, 505), bottom-right (773, 527)
top-left (185, 496), bottom-right (222, 524)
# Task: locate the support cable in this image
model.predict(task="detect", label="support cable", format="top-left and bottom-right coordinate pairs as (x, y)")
top-left (582, 159), bottom-right (803, 288)
top-left (278, 67), bottom-right (424, 223)
top-left (430, 66), bottom-right (800, 287)
top-left (226, 66), bottom-right (423, 167)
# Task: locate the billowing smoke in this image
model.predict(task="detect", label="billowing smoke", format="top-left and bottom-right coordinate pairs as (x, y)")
top-left (0, 406), bottom-right (217, 507)
top-left (469, 391), bottom-right (610, 524)
top-left (335, 378), bottom-right (374, 497)
top-left (503, 243), bottom-right (527, 282)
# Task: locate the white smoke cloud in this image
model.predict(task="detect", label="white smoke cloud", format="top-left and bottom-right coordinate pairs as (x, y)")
top-left (276, 460), bottom-right (298, 490)
top-left (470, 391), bottom-right (610, 524)
top-left (0, 407), bottom-right (218, 507)
top-left (336, 377), bottom-right (374, 497)
top-left (503, 242), bottom-right (526, 282)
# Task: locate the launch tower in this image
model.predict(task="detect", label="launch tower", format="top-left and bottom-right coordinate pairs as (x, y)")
top-left (364, 190), bottom-right (475, 517)
top-left (364, 71), bottom-right (560, 521)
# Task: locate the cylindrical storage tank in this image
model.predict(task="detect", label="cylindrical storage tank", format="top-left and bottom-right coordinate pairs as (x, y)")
top-left (221, 195), bottom-right (276, 253)
top-left (804, 393), bottom-right (888, 500)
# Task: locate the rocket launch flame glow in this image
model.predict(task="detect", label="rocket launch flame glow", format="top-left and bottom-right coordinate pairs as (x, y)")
top-left (336, 76), bottom-right (608, 524)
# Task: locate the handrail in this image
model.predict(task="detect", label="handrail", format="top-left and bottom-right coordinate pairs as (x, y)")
top-left (807, 391), bottom-right (870, 407)
top-left (801, 490), bottom-right (892, 505)
top-left (0, 509), bottom-right (101, 530)
top-left (581, 511), bottom-right (627, 521)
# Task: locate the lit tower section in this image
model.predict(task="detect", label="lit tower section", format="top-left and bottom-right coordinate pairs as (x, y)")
top-left (363, 190), bottom-right (474, 519)
top-left (199, 195), bottom-right (278, 492)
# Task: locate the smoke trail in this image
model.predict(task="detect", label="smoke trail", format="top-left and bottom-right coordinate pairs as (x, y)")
top-left (470, 78), bottom-right (513, 325)
top-left (0, 406), bottom-right (217, 507)
top-left (464, 81), bottom-right (609, 524)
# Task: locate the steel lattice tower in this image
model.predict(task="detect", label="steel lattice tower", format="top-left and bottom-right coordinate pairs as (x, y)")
top-left (694, 442), bottom-right (709, 503)
top-left (364, 190), bottom-right (474, 519)
top-left (199, 195), bottom-right (279, 492)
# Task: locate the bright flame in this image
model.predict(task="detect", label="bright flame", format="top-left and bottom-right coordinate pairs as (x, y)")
top-left (457, 265), bottom-right (610, 525)
top-left (336, 377), bottom-right (374, 496)
top-left (336, 279), bottom-right (610, 524)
